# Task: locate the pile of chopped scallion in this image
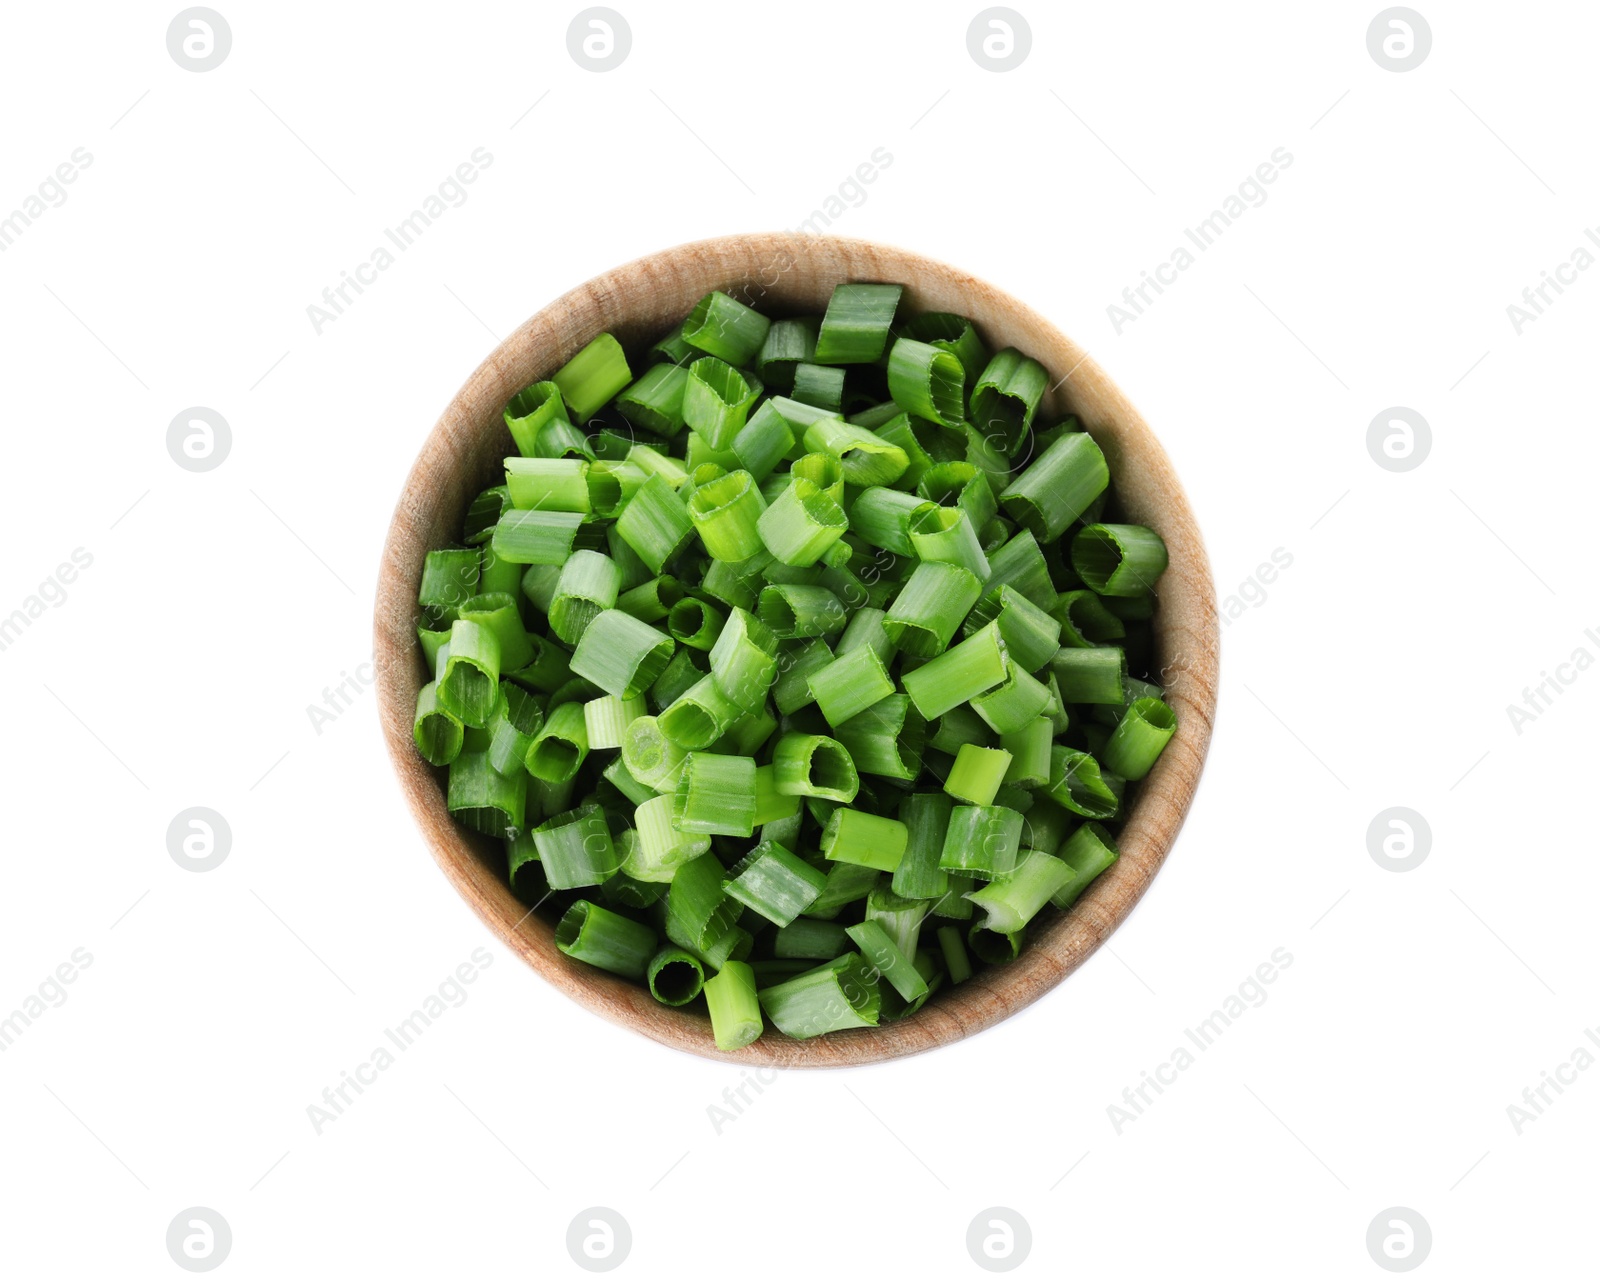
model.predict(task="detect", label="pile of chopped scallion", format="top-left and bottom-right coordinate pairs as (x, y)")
top-left (412, 281), bottom-right (1176, 1050)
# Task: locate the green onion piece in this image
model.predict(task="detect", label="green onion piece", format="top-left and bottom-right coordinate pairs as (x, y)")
top-left (659, 673), bottom-right (743, 750)
top-left (646, 946), bottom-right (706, 1006)
top-left (531, 416), bottom-right (595, 461)
top-left (524, 699), bottom-right (589, 784)
top-left (665, 852), bottom-right (742, 951)
top-left (901, 621), bottom-right (1008, 720)
top-left (772, 732), bottom-right (859, 802)
top-left (846, 919), bottom-right (927, 1002)
top-left (806, 861), bottom-right (881, 918)
top-left (937, 925), bottom-right (972, 982)
top-left (549, 551), bottom-right (621, 645)
top-left (968, 925), bottom-right (1022, 965)
top-left (554, 899), bottom-right (654, 978)
top-left (722, 840), bottom-right (827, 926)
top-left (418, 622), bottom-right (452, 678)
top-left (835, 693), bottom-right (924, 780)
top-left (791, 362), bottom-right (846, 411)
top-left (999, 717), bottom-right (1052, 787)
top-left (882, 560), bottom-right (982, 660)
top-left (849, 400), bottom-right (908, 429)
top-left (503, 381), bottom-right (568, 456)
top-left (650, 321), bottom-right (697, 366)
top-left (999, 431), bottom-right (1110, 542)
top-left (757, 583), bottom-right (847, 640)
top-left (1055, 590), bottom-right (1126, 648)
top-left (814, 282), bottom-right (903, 364)
top-left (758, 954), bottom-right (881, 1039)
top-left (684, 438), bottom-right (740, 476)
top-left (569, 609), bottom-right (676, 699)
top-left (864, 885), bottom-right (931, 959)
top-left (682, 291), bottom-right (771, 367)
top-left (970, 348), bottom-right (1049, 455)
top-left (971, 659), bottom-right (1052, 735)
top-left (1050, 647), bottom-right (1128, 705)
top-left (438, 618), bottom-right (501, 727)
top-left (920, 459), bottom-right (999, 528)
top-left (1045, 746), bottom-right (1123, 820)
top-left (582, 694), bottom-right (645, 750)
top-left (695, 924), bottom-right (754, 971)
top-left (520, 564), bottom-right (561, 613)
top-left (902, 312), bottom-right (988, 390)
top-left (801, 417), bottom-right (909, 487)
top-left (673, 751), bottom-right (757, 836)
top-left (684, 357), bottom-right (762, 450)
top-left (604, 864), bottom-right (670, 911)
top-left (787, 451), bottom-right (844, 508)
top-left (1072, 523), bottom-right (1170, 597)
top-left (886, 337), bottom-right (966, 429)
top-left (892, 791), bottom-right (953, 899)
top-left (535, 803), bottom-right (620, 888)
top-left (650, 647), bottom-right (708, 712)
top-left (507, 828), bottom-right (543, 899)
top-left (616, 574), bottom-right (685, 622)
top-left (503, 457), bottom-right (589, 513)
top-left (821, 808), bottom-right (909, 872)
top-left (1019, 796), bottom-right (1074, 854)
top-left (772, 638), bottom-right (833, 714)
top-left (807, 644), bottom-right (893, 728)
top-left (1103, 696), bottom-right (1177, 780)
top-left (703, 960), bottom-right (764, 1050)
top-left (750, 763), bottom-right (799, 827)
top-left (698, 551), bottom-right (770, 613)
top-left (757, 476), bottom-right (849, 567)
top-left (983, 529), bottom-right (1058, 611)
top-left (929, 703), bottom-right (991, 754)
top-left (938, 804), bottom-right (1024, 881)
top-left (458, 592), bottom-right (534, 675)
top-left (1051, 822), bottom-right (1120, 909)
top-left (688, 469), bottom-right (767, 562)
top-left (413, 681), bottom-right (464, 766)
top-left (773, 919), bottom-right (851, 959)
top-left (615, 472), bottom-right (695, 573)
top-left (490, 508), bottom-right (585, 565)
top-left (848, 487), bottom-right (932, 555)
top-left (965, 849), bottom-right (1075, 934)
top-left (667, 596), bottom-right (727, 651)
top-left (756, 316), bottom-right (819, 391)
top-left (945, 743), bottom-right (1014, 806)
top-left (706, 605), bottom-right (779, 711)
top-left (835, 605), bottom-right (893, 663)
top-left (419, 548), bottom-right (480, 614)
top-left (602, 754), bottom-right (656, 806)
top-left (585, 461), bottom-right (646, 518)
top-left (464, 485), bottom-right (511, 545)
top-left (625, 794), bottom-right (709, 880)
top-left (552, 333), bottom-right (631, 423)
top-left (627, 444), bottom-right (689, 489)
top-left (730, 401), bottom-right (798, 482)
top-left (874, 415), bottom-right (935, 488)
top-left (963, 586), bottom-right (1062, 674)
top-left (934, 875), bottom-right (975, 920)
top-left (908, 504), bottom-right (990, 581)
top-left (882, 950), bottom-right (942, 1020)
top-left (506, 633), bottom-right (573, 696)
top-left (616, 363), bottom-right (690, 435)
top-left (488, 684), bottom-right (546, 775)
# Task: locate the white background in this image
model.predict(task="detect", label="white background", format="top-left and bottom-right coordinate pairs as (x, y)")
top-left (2, 1), bottom-right (1595, 1275)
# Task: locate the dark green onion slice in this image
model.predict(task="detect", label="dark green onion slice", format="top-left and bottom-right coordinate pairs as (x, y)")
top-left (503, 381), bottom-right (568, 456)
top-left (534, 803), bottom-right (619, 888)
top-left (968, 924), bottom-right (1022, 965)
top-left (801, 418), bottom-right (909, 488)
top-left (646, 946), bottom-right (706, 1006)
top-left (970, 348), bottom-right (1049, 456)
top-left (1051, 822), bottom-right (1119, 909)
top-left (549, 551), bottom-right (621, 645)
top-left (846, 919), bottom-right (927, 1002)
top-left (882, 561), bottom-right (982, 660)
top-left (682, 291), bottom-right (772, 367)
top-left (813, 283), bottom-right (903, 364)
top-left (758, 954), bottom-right (881, 1039)
top-left (892, 790), bottom-right (952, 899)
top-left (555, 899), bottom-right (653, 978)
top-left (771, 732), bottom-right (859, 802)
top-left (807, 644), bottom-right (894, 727)
top-left (937, 925), bottom-right (973, 982)
top-left (756, 316), bottom-right (819, 392)
top-left (1071, 523), bottom-right (1170, 597)
top-left (1045, 746), bottom-right (1123, 820)
top-left (886, 337), bottom-right (966, 429)
top-left (569, 609), bottom-right (676, 700)
top-left (1102, 696), bottom-right (1176, 780)
top-left (414, 681), bottom-right (464, 766)
top-left (688, 469), bottom-right (767, 562)
top-left (524, 700), bottom-right (589, 784)
top-left (900, 311), bottom-right (988, 390)
top-left (419, 548), bottom-right (480, 613)
top-left (999, 432), bottom-right (1109, 543)
top-left (616, 363), bottom-right (690, 435)
top-left (791, 362), bottom-right (846, 411)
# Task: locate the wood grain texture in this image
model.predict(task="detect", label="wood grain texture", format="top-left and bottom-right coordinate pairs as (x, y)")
top-left (373, 233), bottom-right (1219, 1067)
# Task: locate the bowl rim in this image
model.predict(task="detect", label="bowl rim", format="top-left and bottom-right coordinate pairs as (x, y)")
top-left (373, 231), bottom-right (1219, 1068)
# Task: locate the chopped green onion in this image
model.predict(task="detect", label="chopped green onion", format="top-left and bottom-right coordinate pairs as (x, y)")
top-left (963, 586), bottom-right (1062, 673)
top-left (490, 508), bottom-right (585, 565)
top-left (835, 693), bottom-right (924, 780)
top-left (892, 790), bottom-right (952, 899)
top-left (673, 751), bottom-right (757, 836)
top-left (503, 456), bottom-right (589, 512)
top-left (801, 417), bottom-right (909, 487)
top-left (620, 715), bottom-right (688, 793)
top-left (665, 851), bottom-right (742, 952)
top-left (938, 804), bottom-right (1024, 881)
top-left (731, 401), bottom-right (798, 482)
top-left (684, 357), bottom-right (762, 450)
top-left (757, 583), bottom-right (847, 639)
top-left (625, 793), bottom-right (709, 880)
top-left (965, 849), bottom-right (1075, 934)
top-left (650, 321), bottom-right (697, 366)
top-left (683, 291), bottom-right (771, 367)
top-left (554, 900), bottom-right (653, 977)
top-left (970, 659), bottom-right (1052, 735)
top-left (808, 643), bottom-right (894, 727)
top-left (524, 699), bottom-right (589, 784)
top-left (616, 574), bottom-right (685, 622)
top-left (983, 529), bottom-right (1058, 610)
top-left (703, 960), bottom-right (764, 1049)
top-left (708, 606), bottom-right (779, 709)
top-left (602, 754), bottom-right (656, 807)
top-left (615, 472), bottom-right (695, 573)
top-left (687, 469), bottom-right (768, 562)
top-left (414, 681), bottom-right (464, 766)
top-left (757, 475), bottom-right (849, 567)
top-left (569, 608), bottom-right (676, 699)
top-left (807, 861), bottom-right (882, 917)
top-left (582, 693), bottom-right (645, 750)
top-left (772, 732), bottom-right (859, 802)
top-left (882, 561), bottom-right (982, 659)
top-left (1045, 746), bottom-right (1123, 820)
top-left (756, 316), bottom-right (819, 391)
top-left (722, 839), bottom-right (827, 926)
top-left (813, 282), bottom-right (903, 364)
top-left (848, 486), bottom-right (933, 556)
top-left (464, 485), bottom-right (511, 544)
top-left (968, 925), bottom-right (1022, 965)
top-left (758, 954), bottom-right (881, 1038)
top-left (1102, 696), bottom-right (1176, 780)
top-left (616, 362), bottom-right (690, 435)
top-left (488, 684), bottom-right (546, 774)
top-left (772, 637), bottom-right (834, 714)
top-left (901, 621), bottom-right (1008, 720)
top-left (504, 381), bottom-right (568, 456)
top-left (1071, 523), bottom-right (1170, 597)
top-left (659, 673), bottom-right (744, 750)
top-left (773, 918), bottom-right (851, 959)
top-left (552, 333), bottom-right (631, 423)
top-left (1050, 646), bottom-right (1127, 704)
top-left (937, 925), bottom-right (972, 982)
top-left (667, 596), bottom-right (726, 650)
top-left (846, 919), bottom-right (927, 1002)
top-left (999, 717), bottom-right (1052, 787)
top-left (1055, 589), bottom-right (1126, 648)
top-left (886, 337), bottom-right (966, 428)
top-left (549, 551), bottom-right (621, 645)
top-left (945, 743), bottom-right (1013, 806)
top-left (535, 803), bottom-right (620, 888)
top-left (419, 548), bottom-right (480, 613)
top-left (647, 946), bottom-right (706, 1006)
top-left (1051, 822), bottom-right (1119, 909)
top-left (447, 749), bottom-right (526, 836)
top-left (791, 362), bottom-right (846, 411)
top-left (438, 618), bottom-right (501, 727)
top-left (458, 592), bottom-right (534, 673)
top-left (900, 312), bottom-right (988, 390)
top-left (821, 808), bottom-right (909, 872)
top-left (908, 504), bottom-right (990, 581)
top-left (970, 348), bottom-right (1049, 455)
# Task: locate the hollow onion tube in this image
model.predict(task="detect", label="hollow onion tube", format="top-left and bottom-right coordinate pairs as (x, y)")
top-left (807, 644), bottom-right (894, 727)
top-left (999, 717), bottom-right (1052, 787)
top-left (1055, 589), bottom-right (1126, 647)
top-left (813, 282), bottom-right (902, 363)
top-left (1045, 746), bottom-right (1123, 820)
top-left (983, 529), bottom-right (1059, 611)
top-left (1049, 646), bottom-right (1128, 705)
top-left (703, 960), bottom-right (764, 1050)
top-left (458, 592), bottom-right (534, 673)
top-left (549, 551), bottom-right (621, 645)
top-left (684, 357), bottom-right (762, 449)
top-left (757, 476), bottom-right (849, 567)
top-left (1071, 523), bottom-right (1170, 597)
top-left (1102, 696), bottom-right (1177, 780)
top-left (438, 618), bottom-right (501, 727)
top-left (908, 504), bottom-right (990, 581)
top-left (414, 681), bottom-right (464, 766)
top-left (758, 954), bottom-right (881, 1039)
top-left (1051, 822), bottom-right (1120, 909)
top-left (790, 450), bottom-right (845, 505)
top-left (503, 456), bottom-right (590, 512)
top-left (821, 808), bottom-right (909, 872)
top-left (937, 925), bottom-right (972, 982)
top-left (970, 348), bottom-right (1048, 456)
top-left (722, 840), bottom-right (828, 926)
top-left (901, 621), bottom-right (1008, 720)
top-left (801, 417), bottom-right (909, 487)
top-left (772, 638), bottom-right (833, 714)
top-left (938, 804), bottom-right (1024, 881)
top-left (882, 561), bottom-right (982, 660)
top-left (490, 508), bottom-right (585, 565)
top-left (602, 755), bottom-right (655, 806)
top-left (732, 401), bottom-right (798, 481)
top-left (792, 362), bottom-right (845, 411)
top-left (581, 694), bottom-right (645, 751)
top-left (616, 574), bottom-right (684, 622)
top-left (503, 381), bottom-right (567, 456)
top-left (709, 606), bottom-right (779, 710)
top-left (524, 700), bottom-right (590, 784)
top-left (891, 791), bottom-right (952, 900)
top-left (806, 861), bottom-right (881, 918)
top-left (673, 751), bottom-right (757, 837)
top-left (970, 660), bottom-right (1053, 735)
top-left (886, 337), bottom-right (965, 429)
top-left (616, 363), bottom-right (690, 435)
top-left (650, 647), bottom-right (709, 711)
top-left (647, 946), bottom-right (706, 1006)
top-left (968, 925), bottom-right (1022, 965)
top-left (963, 586), bottom-right (1062, 674)
top-left (447, 749), bottom-right (526, 837)
top-left (901, 311), bottom-right (987, 390)
top-left (615, 472), bottom-right (695, 573)
top-left (945, 744), bottom-right (1013, 806)
top-left (619, 715), bottom-right (687, 793)
top-left (688, 469), bottom-right (767, 562)
top-left (554, 900), bottom-right (654, 978)
top-left (552, 333), bottom-right (631, 423)
top-left (682, 291), bottom-right (771, 367)
top-left (667, 596), bottom-right (726, 651)
top-left (534, 803), bottom-right (620, 889)
top-left (835, 693), bottom-right (924, 780)
top-left (715, 706), bottom-right (777, 757)
top-left (865, 885), bottom-right (931, 959)
top-left (664, 852), bottom-right (741, 952)
top-left (846, 920), bottom-right (927, 1002)
top-left (964, 849), bottom-right (1075, 934)
top-left (659, 674), bottom-right (744, 750)
top-left (772, 732), bottom-right (860, 802)
top-left (756, 316), bottom-right (819, 391)
top-left (569, 609), bottom-right (676, 699)
top-left (848, 486), bottom-right (933, 556)
top-left (919, 460), bottom-right (998, 531)
top-left (757, 583), bottom-right (847, 639)
top-left (488, 684), bottom-right (546, 775)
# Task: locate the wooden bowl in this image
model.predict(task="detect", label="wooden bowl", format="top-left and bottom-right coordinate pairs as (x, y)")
top-left (374, 233), bottom-right (1218, 1067)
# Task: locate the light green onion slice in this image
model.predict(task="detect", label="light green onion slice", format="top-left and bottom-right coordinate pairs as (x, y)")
top-left (791, 362), bottom-right (846, 411)
top-left (438, 618), bottom-right (501, 727)
top-left (704, 960), bottom-right (764, 1049)
top-left (901, 621), bottom-right (1008, 720)
top-left (503, 381), bottom-right (568, 456)
top-left (984, 529), bottom-right (1059, 611)
top-left (722, 840), bottom-right (828, 926)
top-left (535, 803), bottom-right (620, 889)
top-left (667, 596), bottom-right (726, 651)
top-left (801, 417), bottom-right (909, 488)
top-left (1071, 523), bottom-right (1170, 597)
top-left (665, 852), bottom-right (742, 952)
top-left (756, 316), bottom-right (819, 391)
top-left (659, 673), bottom-right (743, 750)
top-left (551, 334), bottom-right (631, 424)
top-left (813, 282), bottom-right (903, 364)
top-left (963, 586), bottom-right (1061, 674)
top-left (490, 508), bottom-right (585, 565)
top-left (938, 804), bottom-right (1024, 881)
top-left (582, 693), bottom-right (645, 750)
top-left (732, 401), bottom-right (799, 482)
top-left (458, 592), bottom-right (534, 673)
top-left (834, 693), bottom-right (924, 780)
top-left (414, 681), bottom-right (464, 766)
top-left (602, 754), bottom-right (656, 807)
top-left (1045, 746), bottom-right (1123, 820)
top-left (707, 606), bottom-right (779, 710)
top-left (549, 551), bottom-right (621, 645)
top-left (847, 486), bottom-right (932, 556)
top-left (758, 954), bottom-right (881, 1039)
top-left (447, 749), bottom-right (526, 837)
top-left (772, 732), bottom-right (859, 802)
top-left (908, 504), bottom-right (990, 581)
top-left (964, 849), bottom-right (1076, 934)
top-left (999, 717), bottom-right (1052, 787)
top-left (808, 643), bottom-right (894, 727)
top-left (683, 291), bottom-right (772, 367)
top-left (503, 456), bottom-right (589, 512)
top-left (1051, 822), bottom-right (1119, 909)
top-left (822, 808), bottom-right (909, 872)
top-left (488, 684), bottom-right (545, 775)
top-left (997, 431), bottom-right (1109, 542)
top-left (846, 919), bottom-right (927, 1002)
top-left (569, 609), bottom-right (676, 700)
top-left (970, 659), bottom-right (1052, 735)
top-left (807, 861), bottom-right (882, 918)
top-left (1102, 696), bottom-right (1176, 780)
top-left (615, 472), bottom-right (695, 573)
top-left (616, 362), bottom-right (690, 435)
top-left (886, 337), bottom-right (965, 429)
top-left (688, 469), bottom-right (767, 562)
top-left (757, 475), bottom-right (849, 567)
top-left (891, 791), bottom-right (952, 900)
top-left (616, 574), bottom-right (685, 622)
top-left (900, 311), bottom-right (988, 390)
top-left (554, 899), bottom-right (653, 978)
top-left (684, 357), bottom-right (762, 450)
top-left (937, 925), bottom-right (973, 982)
top-left (882, 561), bottom-right (982, 660)
top-left (673, 751), bottom-right (757, 836)
top-left (945, 743), bottom-right (1013, 806)
top-left (524, 700), bottom-right (589, 784)
top-left (419, 548), bottom-right (480, 613)
top-left (625, 794), bottom-right (709, 881)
